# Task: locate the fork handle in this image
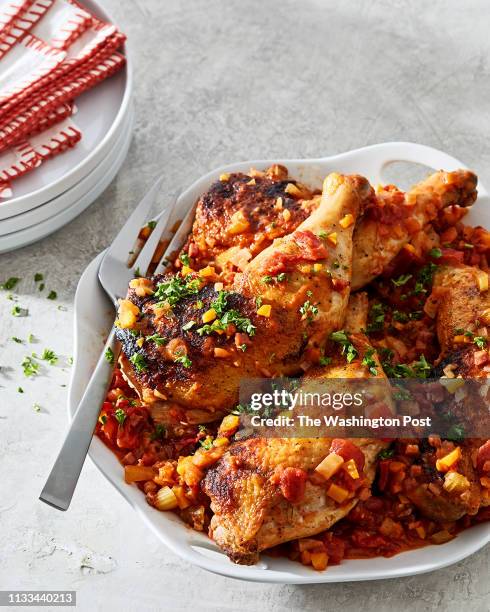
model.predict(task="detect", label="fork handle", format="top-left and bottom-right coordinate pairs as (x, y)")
top-left (39, 326), bottom-right (117, 511)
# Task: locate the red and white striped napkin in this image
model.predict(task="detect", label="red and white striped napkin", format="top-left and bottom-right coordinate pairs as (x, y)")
top-left (0, 0), bottom-right (126, 199)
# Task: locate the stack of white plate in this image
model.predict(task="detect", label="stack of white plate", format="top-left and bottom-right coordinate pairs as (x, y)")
top-left (0, 0), bottom-right (132, 254)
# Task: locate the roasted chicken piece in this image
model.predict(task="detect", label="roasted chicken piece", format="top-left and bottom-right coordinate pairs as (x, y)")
top-left (351, 169), bottom-right (477, 290)
top-left (179, 165), bottom-right (320, 277)
top-left (399, 263), bottom-right (490, 520)
top-left (202, 295), bottom-right (392, 564)
top-left (116, 173), bottom-right (373, 421)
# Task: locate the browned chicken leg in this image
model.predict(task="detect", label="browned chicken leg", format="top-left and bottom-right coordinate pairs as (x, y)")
top-left (202, 294), bottom-right (392, 564)
top-left (116, 174), bottom-right (373, 421)
top-left (351, 170), bottom-right (477, 290)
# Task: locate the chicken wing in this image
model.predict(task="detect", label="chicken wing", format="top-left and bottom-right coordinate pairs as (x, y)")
top-left (351, 170), bottom-right (477, 290)
top-left (202, 295), bottom-right (392, 564)
top-left (116, 173), bottom-right (373, 421)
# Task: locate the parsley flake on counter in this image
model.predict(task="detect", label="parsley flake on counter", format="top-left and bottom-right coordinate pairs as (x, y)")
top-left (33, 403), bottom-right (41, 413)
top-left (41, 349), bottom-right (58, 365)
top-left (34, 273), bottom-right (43, 282)
top-left (47, 290), bottom-right (57, 300)
top-left (11, 337), bottom-right (23, 343)
top-left (18, 387), bottom-right (24, 393)
top-left (0, 277), bottom-right (20, 290)
top-left (39, 283), bottom-right (45, 291)
top-left (105, 347), bottom-right (115, 364)
top-left (22, 356), bottom-right (39, 377)
top-left (114, 408), bottom-right (126, 425)
top-left (68, 356), bottom-right (74, 366)
top-left (147, 220), bottom-right (157, 230)
top-left (12, 304), bottom-right (28, 317)
top-left (28, 333), bottom-right (35, 343)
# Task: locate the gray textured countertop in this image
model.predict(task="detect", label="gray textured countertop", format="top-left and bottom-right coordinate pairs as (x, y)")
top-left (0, 0), bottom-right (489, 610)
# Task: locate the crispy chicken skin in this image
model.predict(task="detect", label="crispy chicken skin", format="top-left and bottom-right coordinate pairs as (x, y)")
top-left (116, 173), bottom-right (373, 420)
top-left (351, 170), bottom-right (478, 290)
top-left (202, 295), bottom-right (391, 564)
top-left (181, 165), bottom-right (319, 274)
top-left (203, 437), bottom-right (382, 564)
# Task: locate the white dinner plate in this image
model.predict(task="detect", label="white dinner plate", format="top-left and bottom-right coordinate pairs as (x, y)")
top-left (0, 109), bottom-right (133, 253)
top-left (0, 105), bottom-right (133, 236)
top-left (0, 0), bottom-right (132, 221)
top-left (69, 142), bottom-right (490, 583)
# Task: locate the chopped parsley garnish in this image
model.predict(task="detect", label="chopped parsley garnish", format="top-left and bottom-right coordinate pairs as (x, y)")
top-left (47, 290), bottom-right (57, 300)
top-left (393, 387), bottom-right (412, 401)
top-left (182, 320), bottom-right (196, 331)
top-left (150, 423), bottom-right (166, 441)
top-left (196, 300), bottom-right (204, 309)
top-left (262, 273), bottom-right (287, 284)
top-left (1, 277), bottom-right (20, 290)
top-left (318, 231), bottom-right (327, 239)
top-left (473, 336), bottom-right (487, 349)
top-left (412, 355), bottom-right (431, 377)
top-left (378, 448), bottom-right (395, 460)
top-left (41, 349), bottom-right (58, 365)
top-left (68, 356), bottom-right (74, 366)
top-left (200, 437), bottom-right (214, 450)
top-left (105, 347), bottom-right (115, 364)
top-left (18, 387), bottom-right (24, 393)
top-left (392, 310), bottom-right (409, 323)
top-left (412, 263), bottom-right (438, 296)
top-left (39, 283), bottom-right (45, 291)
top-left (147, 220), bottom-right (157, 230)
top-left (330, 330), bottom-right (358, 363)
top-left (179, 252), bottom-right (191, 266)
top-left (174, 353), bottom-right (192, 368)
top-left (114, 408), bottom-right (126, 425)
top-left (367, 303), bottom-right (385, 332)
top-left (196, 291), bottom-right (256, 337)
top-left (34, 273), bottom-right (43, 282)
top-left (429, 247), bottom-right (442, 258)
top-left (146, 333), bottom-right (167, 346)
top-left (99, 415), bottom-right (107, 425)
top-left (154, 275), bottom-right (201, 307)
top-left (130, 352), bottom-right (147, 372)
top-left (22, 356), bottom-right (39, 377)
top-left (255, 296), bottom-right (263, 309)
top-left (232, 403), bottom-right (254, 415)
top-left (447, 423), bottom-right (465, 441)
top-left (133, 268), bottom-right (141, 278)
top-left (12, 336), bottom-right (23, 343)
top-left (361, 348), bottom-right (378, 375)
top-left (392, 274), bottom-right (412, 287)
top-left (319, 355), bottom-right (332, 366)
top-left (299, 300), bottom-right (319, 320)
top-left (11, 305), bottom-right (28, 317)
top-left (238, 343), bottom-right (247, 352)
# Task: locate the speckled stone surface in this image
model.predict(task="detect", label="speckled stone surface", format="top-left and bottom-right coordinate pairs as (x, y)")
top-left (0, 0), bottom-right (489, 610)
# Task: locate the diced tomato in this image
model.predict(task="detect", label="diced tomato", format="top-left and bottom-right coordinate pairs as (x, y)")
top-left (329, 439), bottom-right (365, 471)
top-left (477, 440), bottom-right (490, 474)
top-left (439, 247), bottom-right (465, 264)
top-left (276, 467), bottom-right (308, 503)
top-left (262, 230), bottom-right (327, 275)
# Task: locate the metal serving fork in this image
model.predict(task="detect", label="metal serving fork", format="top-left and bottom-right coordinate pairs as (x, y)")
top-left (40, 177), bottom-right (175, 511)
